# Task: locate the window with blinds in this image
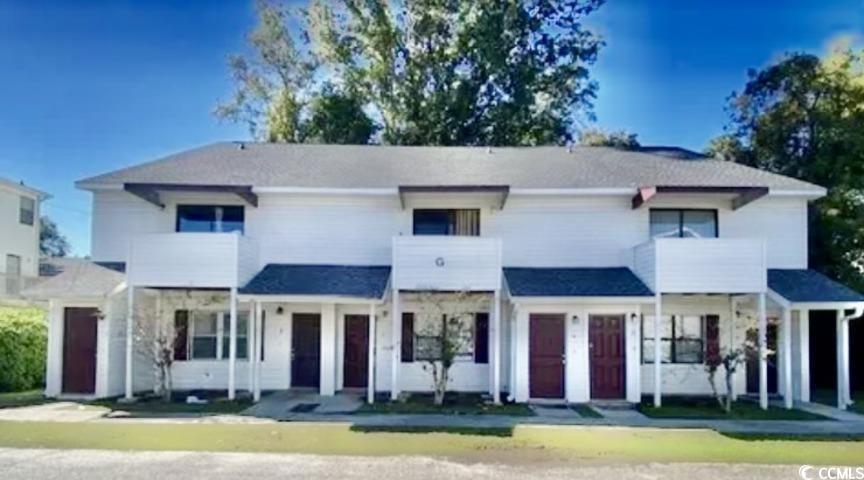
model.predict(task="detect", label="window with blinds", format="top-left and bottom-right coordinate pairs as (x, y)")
top-left (412, 209), bottom-right (480, 236)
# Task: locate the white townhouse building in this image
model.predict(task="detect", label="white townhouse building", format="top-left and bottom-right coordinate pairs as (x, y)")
top-left (0, 177), bottom-right (48, 299)
top-left (25, 143), bottom-right (864, 411)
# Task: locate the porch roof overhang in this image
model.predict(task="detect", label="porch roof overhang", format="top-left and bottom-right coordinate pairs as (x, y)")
top-left (239, 264), bottom-right (391, 301)
top-left (631, 185), bottom-right (769, 210)
top-left (124, 182), bottom-right (258, 209)
top-left (397, 185), bottom-right (510, 209)
top-left (766, 269), bottom-right (864, 313)
top-left (504, 267), bottom-right (654, 299)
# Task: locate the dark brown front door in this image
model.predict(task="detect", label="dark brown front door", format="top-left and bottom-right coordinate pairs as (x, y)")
top-left (589, 315), bottom-right (626, 399)
top-left (529, 314), bottom-right (565, 398)
top-left (62, 307), bottom-right (98, 394)
top-left (292, 314), bottom-right (321, 388)
top-left (343, 315), bottom-right (369, 388)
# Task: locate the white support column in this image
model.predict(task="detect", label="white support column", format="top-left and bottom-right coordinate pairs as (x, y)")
top-left (508, 304), bottom-right (518, 402)
top-left (391, 290), bottom-right (401, 400)
top-left (124, 286), bottom-right (135, 400)
top-left (782, 306), bottom-right (793, 409)
top-left (253, 301), bottom-right (263, 402)
top-left (729, 296), bottom-right (740, 401)
top-left (837, 309), bottom-right (849, 409)
top-left (799, 309), bottom-right (810, 402)
top-left (492, 289), bottom-right (501, 404)
top-left (653, 293), bottom-right (662, 407)
top-left (228, 287), bottom-right (238, 400)
top-left (320, 303), bottom-right (337, 396)
top-left (758, 292), bottom-right (768, 410)
top-left (367, 303), bottom-right (376, 404)
top-left (248, 301), bottom-right (255, 395)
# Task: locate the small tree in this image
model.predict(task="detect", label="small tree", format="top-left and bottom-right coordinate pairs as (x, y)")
top-left (414, 291), bottom-right (488, 406)
top-left (133, 290), bottom-right (224, 402)
top-left (704, 312), bottom-right (761, 412)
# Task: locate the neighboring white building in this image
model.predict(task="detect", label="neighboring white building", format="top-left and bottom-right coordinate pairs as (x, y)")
top-left (0, 177), bottom-right (48, 298)
top-left (25, 143), bottom-right (864, 411)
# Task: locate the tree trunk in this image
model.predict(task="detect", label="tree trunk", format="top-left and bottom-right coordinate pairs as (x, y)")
top-left (433, 363), bottom-right (448, 406)
top-left (723, 367), bottom-right (735, 413)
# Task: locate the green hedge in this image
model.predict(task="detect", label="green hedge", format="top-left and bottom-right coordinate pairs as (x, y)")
top-left (0, 307), bottom-right (47, 392)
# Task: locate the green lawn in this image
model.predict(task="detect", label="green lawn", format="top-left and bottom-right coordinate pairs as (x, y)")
top-left (358, 393), bottom-right (534, 416)
top-left (812, 390), bottom-right (864, 416)
top-left (639, 396), bottom-right (830, 420)
top-left (0, 390), bottom-right (48, 409)
top-left (90, 391), bottom-right (252, 416)
top-left (0, 421), bottom-right (862, 464)
top-left (571, 403), bottom-right (603, 418)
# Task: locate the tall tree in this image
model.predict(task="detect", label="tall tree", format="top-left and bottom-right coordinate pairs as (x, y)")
top-left (216, 1), bottom-right (376, 143)
top-left (710, 43), bottom-right (864, 289)
top-left (308, 0), bottom-right (603, 146)
top-left (40, 216), bottom-right (70, 258)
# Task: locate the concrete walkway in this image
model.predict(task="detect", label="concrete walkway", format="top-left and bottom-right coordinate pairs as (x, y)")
top-left (2, 397), bottom-right (863, 437)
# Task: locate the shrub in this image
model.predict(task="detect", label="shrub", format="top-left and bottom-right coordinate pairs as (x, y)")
top-left (0, 307), bottom-right (47, 392)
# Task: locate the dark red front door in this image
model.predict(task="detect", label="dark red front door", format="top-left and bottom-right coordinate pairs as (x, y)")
top-left (589, 315), bottom-right (626, 399)
top-left (343, 315), bottom-right (369, 388)
top-left (292, 314), bottom-right (321, 388)
top-left (529, 314), bottom-right (565, 398)
top-left (62, 307), bottom-right (98, 394)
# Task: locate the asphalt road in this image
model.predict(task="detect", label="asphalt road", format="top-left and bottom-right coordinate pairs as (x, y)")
top-left (0, 448), bottom-right (801, 480)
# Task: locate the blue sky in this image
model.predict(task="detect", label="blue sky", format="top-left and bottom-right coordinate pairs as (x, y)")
top-left (0, 0), bottom-right (861, 256)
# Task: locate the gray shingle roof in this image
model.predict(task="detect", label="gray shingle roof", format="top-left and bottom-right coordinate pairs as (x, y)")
top-left (24, 260), bottom-right (124, 299)
top-left (76, 142), bottom-right (823, 192)
top-left (768, 269), bottom-right (864, 303)
top-left (505, 267), bottom-right (654, 297)
top-left (240, 264), bottom-right (391, 298)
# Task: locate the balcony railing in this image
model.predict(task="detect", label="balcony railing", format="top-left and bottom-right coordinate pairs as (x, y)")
top-left (392, 236), bottom-right (502, 291)
top-left (127, 232), bottom-right (259, 288)
top-left (633, 237), bottom-right (766, 294)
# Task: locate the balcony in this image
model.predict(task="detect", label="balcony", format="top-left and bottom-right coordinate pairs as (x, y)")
top-left (392, 236), bottom-right (502, 291)
top-left (633, 238), bottom-right (766, 294)
top-left (127, 232), bottom-right (259, 288)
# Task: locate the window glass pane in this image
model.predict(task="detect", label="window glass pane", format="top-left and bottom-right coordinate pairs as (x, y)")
top-left (192, 338), bottom-right (217, 359)
top-left (194, 312), bottom-right (217, 334)
top-left (650, 210), bottom-right (681, 238)
top-left (220, 206), bottom-right (245, 233)
top-left (19, 196), bottom-right (34, 226)
top-left (675, 339), bottom-right (704, 363)
top-left (682, 210), bottom-right (717, 238)
top-left (642, 339), bottom-right (672, 363)
top-left (413, 209), bottom-right (452, 235)
top-left (643, 315), bottom-right (673, 338)
top-left (177, 205), bottom-right (244, 233)
top-left (676, 315), bottom-right (703, 339)
top-left (177, 206), bottom-right (216, 232)
top-left (221, 313), bottom-right (249, 360)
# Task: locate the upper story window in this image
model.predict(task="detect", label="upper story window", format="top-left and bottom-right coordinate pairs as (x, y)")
top-left (650, 209), bottom-right (717, 238)
top-left (176, 205), bottom-right (244, 234)
top-left (19, 196), bottom-right (34, 226)
top-left (412, 209), bottom-right (480, 236)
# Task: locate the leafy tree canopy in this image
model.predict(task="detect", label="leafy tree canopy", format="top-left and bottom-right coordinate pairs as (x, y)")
top-left (578, 128), bottom-right (640, 149)
top-left (40, 216), bottom-right (70, 258)
top-left (709, 40), bottom-right (864, 289)
top-left (218, 0), bottom-right (604, 146)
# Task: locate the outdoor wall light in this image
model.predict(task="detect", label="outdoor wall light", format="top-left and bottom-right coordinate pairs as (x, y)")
top-left (276, 306), bottom-right (284, 315)
top-left (571, 314), bottom-right (579, 325)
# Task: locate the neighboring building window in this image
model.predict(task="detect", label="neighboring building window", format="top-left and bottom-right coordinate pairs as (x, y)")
top-left (176, 205), bottom-right (244, 233)
top-left (19, 196), bottom-right (34, 226)
top-left (642, 315), bottom-right (706, 364)
top-left (401, 313), bottom-right (414, 362)
top-left (182, 310), bottom-right (249, 360)
top-left (413, 209), bottom-right (480, 236)
top-left (474, 313), bottom-right (489, 364)
top-left (649, 209), bottom-right (717, 238)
